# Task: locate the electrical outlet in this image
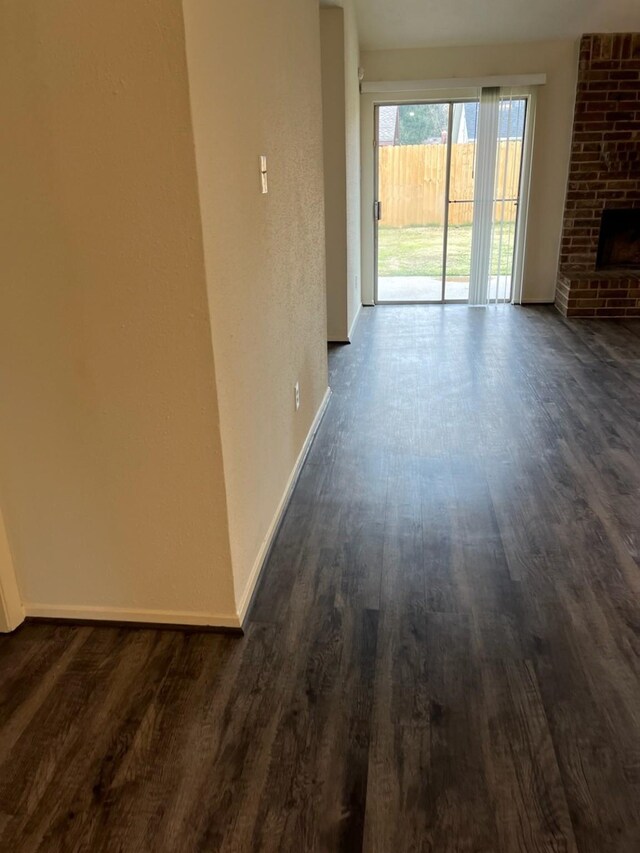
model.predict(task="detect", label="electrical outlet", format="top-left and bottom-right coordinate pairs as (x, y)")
top-left (294, 381), bottom-right (300, 411)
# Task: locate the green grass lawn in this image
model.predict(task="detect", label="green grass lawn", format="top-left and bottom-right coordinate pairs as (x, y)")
top-left (378, 224), bottom-right (515, 277)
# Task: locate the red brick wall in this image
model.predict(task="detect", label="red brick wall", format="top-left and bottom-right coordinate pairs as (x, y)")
top-left (556, 33), bottom-right (640, 318)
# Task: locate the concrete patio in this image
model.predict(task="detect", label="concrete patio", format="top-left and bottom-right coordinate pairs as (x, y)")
top-left (377, 275), bottom-right (513, 302)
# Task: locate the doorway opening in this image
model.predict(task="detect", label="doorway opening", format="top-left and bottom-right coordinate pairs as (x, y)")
top-left (374, 93), bottom-right (528, 305)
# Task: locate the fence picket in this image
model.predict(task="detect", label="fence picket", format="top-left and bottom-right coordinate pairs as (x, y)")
top-left (379, 141), bottom-right (521, 228)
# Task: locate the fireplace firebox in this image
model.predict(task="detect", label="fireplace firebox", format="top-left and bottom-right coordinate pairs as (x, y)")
top-left (596, 209), bottom-right (640, 271)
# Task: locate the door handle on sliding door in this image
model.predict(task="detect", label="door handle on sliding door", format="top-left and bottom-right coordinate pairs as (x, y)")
top-left (374, 201), bottom-right (382, 221)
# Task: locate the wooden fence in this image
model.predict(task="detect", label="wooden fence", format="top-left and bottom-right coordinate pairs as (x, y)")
top-left (378, 141), bottom-right (522, 228)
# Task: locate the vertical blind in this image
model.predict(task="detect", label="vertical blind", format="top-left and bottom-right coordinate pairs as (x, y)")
top-left (469, 87), bottom-right (524, 305)
top-left (469, 87), bottom-right (500, 305)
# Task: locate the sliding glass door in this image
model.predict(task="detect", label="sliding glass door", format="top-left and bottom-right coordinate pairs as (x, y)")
top-left (375, 92), bottom-right (528, 305)
top-left (445, 101), bottom-right (478, 301)
top-left (376, 103), bottom-right (450, 302)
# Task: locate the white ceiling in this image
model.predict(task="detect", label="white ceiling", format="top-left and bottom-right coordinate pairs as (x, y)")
top-left (354, 0), bottom-right (640, 51)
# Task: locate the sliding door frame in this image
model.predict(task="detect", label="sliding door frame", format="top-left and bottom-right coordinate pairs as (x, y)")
top-left (510, 89), bottom-right (536, 305)
top-left (361, 85), bottom-right (538, 307)
top-left (373, 97), bottom-right (477, 305)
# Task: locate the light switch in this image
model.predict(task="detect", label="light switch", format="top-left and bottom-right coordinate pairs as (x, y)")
top-left (260, 155), bottom-right (268, 194)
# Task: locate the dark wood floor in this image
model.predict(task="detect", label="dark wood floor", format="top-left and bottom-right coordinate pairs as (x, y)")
top-left (2, 306), bottom-right (640, 852)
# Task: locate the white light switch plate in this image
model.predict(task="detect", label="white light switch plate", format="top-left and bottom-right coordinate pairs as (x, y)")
top-left (260, 155), bottom-right (268, 194)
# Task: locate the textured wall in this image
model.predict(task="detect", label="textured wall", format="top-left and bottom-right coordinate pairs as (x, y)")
top-left (320, 2), bottom-right (362, 341)
top-left (344, 0), bottom-right (363, 336)
top-left (183, 0), bottom-right (329, 609)
top-left (0, 0), bottom-right (236, 620)
top-left (321, 8), bottom-right (349, 341)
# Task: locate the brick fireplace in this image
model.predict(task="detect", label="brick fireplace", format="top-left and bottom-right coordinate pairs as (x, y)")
top-left (556, 33), bottom-right (640, 318)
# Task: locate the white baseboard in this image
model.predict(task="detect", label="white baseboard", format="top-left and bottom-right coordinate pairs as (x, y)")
top-left (236, 386), bottom-right (332, 625)
top-left (520, 299), bottom-right (555, 304)
top-left (348, 303), bottom-right (362, 341)
top-left (24, 602), bottom-right (242, 630)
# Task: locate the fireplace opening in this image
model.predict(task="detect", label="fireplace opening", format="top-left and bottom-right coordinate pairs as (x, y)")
top-left (596, 209), bottom-right (640, 271)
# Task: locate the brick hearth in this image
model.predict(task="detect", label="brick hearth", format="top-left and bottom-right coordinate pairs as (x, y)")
top-left (556, 33), bottom-right (640, 318)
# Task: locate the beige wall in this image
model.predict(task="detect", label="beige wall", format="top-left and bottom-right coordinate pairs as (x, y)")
top-left (321, 9), bottom-right (349, 341)
top-left (320, 1), bottom-right (362, 341)
top-left (344, 0), bottom-right (363, 334)
top-left (0, 0), bottom-right (237, 623)
top-left (182, 0), bottom-right (329, 611)
top-left (0, 0), bottom-right (329, 627)
top-left (361, 40), bottom-right (579, 303)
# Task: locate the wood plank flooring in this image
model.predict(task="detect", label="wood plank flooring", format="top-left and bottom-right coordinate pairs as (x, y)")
top-left (1, 305), bottom-right (640, 852)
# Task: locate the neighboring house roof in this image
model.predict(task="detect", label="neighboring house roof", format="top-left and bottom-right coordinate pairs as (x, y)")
top-left (379, 101), bottom-right (525, 147)
top-left (463, 100), bottom-right (526, 142)
top-left (378, 105), bottom-right (399, 146)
